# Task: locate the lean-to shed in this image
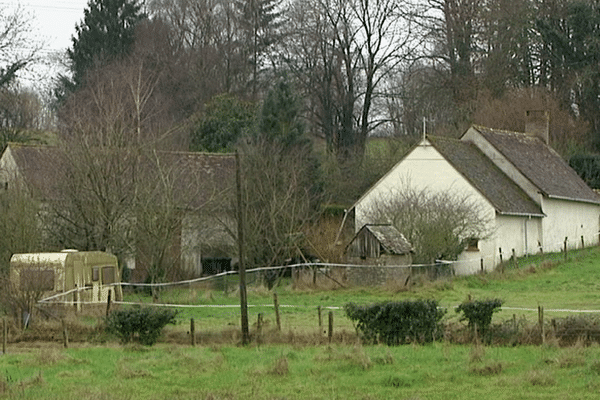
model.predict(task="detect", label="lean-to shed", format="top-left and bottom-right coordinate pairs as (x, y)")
top-left (347, 224), bottom-right (413, 264)
top-left (10, 250), bottom-right (123, 309)
top-left (345, 225), bottom-right (413, 286)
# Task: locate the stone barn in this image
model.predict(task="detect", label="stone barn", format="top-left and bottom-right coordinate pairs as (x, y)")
top-left (345, 224), bottom-right (413, 286)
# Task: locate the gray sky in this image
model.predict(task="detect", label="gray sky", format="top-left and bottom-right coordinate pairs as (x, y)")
top-left (5, 0), bottom-right (88, 91)
top-left (18, 0), bottom-right (88, 52)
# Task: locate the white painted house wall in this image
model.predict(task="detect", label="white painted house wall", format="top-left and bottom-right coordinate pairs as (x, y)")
top-left (355, 139), bottom-right (500, 274)
top-left (0, 146), bottom-right (20, 188)
top-left (540, 198), bottom-right (600, 253)
top-left (354, 126), bottom-right (600, 276)
top-left (463, 127), bottom-right (600, 254)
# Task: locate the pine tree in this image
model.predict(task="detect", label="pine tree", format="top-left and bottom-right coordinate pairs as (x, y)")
top-left (56, 0), bottom-right (147, 101)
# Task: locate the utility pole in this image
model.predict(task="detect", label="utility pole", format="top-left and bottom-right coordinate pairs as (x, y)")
top-left (236, 151), bottom-right (250, 344)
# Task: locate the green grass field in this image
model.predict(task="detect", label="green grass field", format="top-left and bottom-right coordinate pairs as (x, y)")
top-left (3, 247), bottom-right (600, 399)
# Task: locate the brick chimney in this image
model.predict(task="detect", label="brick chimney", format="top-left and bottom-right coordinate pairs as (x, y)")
top-left (525, 110), bottom-right (550, 145)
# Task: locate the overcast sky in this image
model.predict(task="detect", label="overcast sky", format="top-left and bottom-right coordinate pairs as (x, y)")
top-left (17, 0), bottom-right (88, 52)
top-left (4, 0), bottom-right (89, 92)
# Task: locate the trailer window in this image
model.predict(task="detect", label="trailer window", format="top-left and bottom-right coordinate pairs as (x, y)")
top-left (20, 269), bottom-right (54, 291)
top-left (102, 266), bottom-right (116, 284)
top-left (92, 267), bottom-right (100, 282)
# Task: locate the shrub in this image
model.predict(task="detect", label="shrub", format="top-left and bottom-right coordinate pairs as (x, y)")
top-left (344, 300), bottom-right (446, 345)
top-left (456, 299), bottom-right (503, 339)
top-left (104, 307), bottom-right (178, 346)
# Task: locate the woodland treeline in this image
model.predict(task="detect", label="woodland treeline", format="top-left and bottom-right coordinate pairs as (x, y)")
top-left (2, 0), bottom-right (600, 274)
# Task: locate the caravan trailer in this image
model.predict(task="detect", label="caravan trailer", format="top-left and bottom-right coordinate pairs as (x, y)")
top-left (10, 250), bottom-right (123, 309)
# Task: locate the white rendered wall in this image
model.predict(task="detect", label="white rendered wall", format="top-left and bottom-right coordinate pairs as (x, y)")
top-left (453, 215), bottom-right (542, 275)
top-left (540, 197), bottom-right (600, 253)
top-left (354, 140), bottom-right (499, 273)
top-left (355, 140), bottom-right (496, 230)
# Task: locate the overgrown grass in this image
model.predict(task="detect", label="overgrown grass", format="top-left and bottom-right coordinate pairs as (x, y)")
top-left (116, 246), bottom-right (600, 335)
top-left (2, 343), bottom-right (600, 399)
top-left (4, 247), bottom-right (600, 398)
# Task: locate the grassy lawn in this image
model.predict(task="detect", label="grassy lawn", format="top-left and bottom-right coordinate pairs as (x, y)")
top-left (3, 342), bottom-right (600, 399)
top-left (3, 246), bottom-right (600, 399)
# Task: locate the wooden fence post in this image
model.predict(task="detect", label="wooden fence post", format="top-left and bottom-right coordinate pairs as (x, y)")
top-left (190, 318), bottom-right (196, 346)
top-left (564, 237), bottom-right (568, 262)
top-left (480, 258), bottom-right (484, 274)
top-left (538, 306), bottom-right (545, 345)
top-left (257, 313), bottom-right (263, 345)
top-left (318, 306), bottom-right (323, 332)
top-left (62, 319), bottom-right (69, 349)
top-left (106, 289), bottom-right (112, 317)
top-left (328, 311), bottom-right (334, 344)
top-left (512, 249), bottom-right (518, 269)
top-left (2, 318), bottom-right (6, 355)
top-left (581, 235), bottom-right (585, 249)
top-left (273, 292), bottom-right (281, 332)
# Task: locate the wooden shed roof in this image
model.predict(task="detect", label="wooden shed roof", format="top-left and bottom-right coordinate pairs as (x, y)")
top-left (357, 224), bottom-right (413, 255)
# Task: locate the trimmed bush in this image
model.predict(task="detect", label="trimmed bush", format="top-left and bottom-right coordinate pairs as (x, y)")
top-left (105, 307), bottom-right (178, 346)
top-left (345, 300), bottom-right (446, 345)
top-left (456, 299), bottom-right (503, 339)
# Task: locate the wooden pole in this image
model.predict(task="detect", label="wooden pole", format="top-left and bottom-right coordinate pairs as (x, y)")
top-left (328, 311), bottom-right (334, 344)
top-left (512, 249), bottom-right (518, 269)
top-left (318, 306), bottom-right (323, 332)
top-left (62, 319), bottom-right (69, 349)
top-left (2, 318), bottom-right (6, 355)
top-left (257, 313), bottom-right (263, 345)
top-left (538, 306), bottom-right (545, 345)
top-left (190, 318), bottom-right (196, 346)
top-left (106, 289), bottom-right (112, 317)
top-left (236, 151), bottom-right (249, 345)
top-left (581, 235), bottom-right (585, 249)
top-left (564, 237), bottom-right (568, 262)
top-left (480, 258), bottom-right (484, 274)
top-left (273, 292), bottom-right (281, 332)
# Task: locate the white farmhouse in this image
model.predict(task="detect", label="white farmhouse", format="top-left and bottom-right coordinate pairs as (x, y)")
top-left (353, 117), bottom-right (600, 275)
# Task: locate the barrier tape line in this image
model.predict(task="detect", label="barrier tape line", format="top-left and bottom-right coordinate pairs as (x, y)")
top-left (37, 300), bottom-right (600, 314)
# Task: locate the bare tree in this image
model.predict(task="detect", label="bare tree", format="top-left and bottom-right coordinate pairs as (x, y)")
top-left (282, 0), bottom-right (418, 163)
top-left (0, 4), bottom-right (41, 88)
top-left (0, 180), bottom-right (42, 274)
top-left (239, 137), bottom-right (320, 269)
top-left (1, 261), bottom-right (54, 326)
top-left (363, 185), bottom-right (493, 264)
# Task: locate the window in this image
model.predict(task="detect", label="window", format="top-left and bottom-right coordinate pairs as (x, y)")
top-left (92, 267), bottom-right (100, 282)
top-left (102, 266), bottom-right (116, 284)
top-left (466, 238), bottom-right (479, 252)
top-left (20, 269), bottom-right (54, 291)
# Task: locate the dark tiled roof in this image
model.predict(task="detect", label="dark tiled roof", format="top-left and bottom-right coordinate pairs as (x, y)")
top-left (8, 144), bottom-right (64, 200)
top-left (5, 144), bottom-right (235, 209)
top-left (429, 136), bottom-right (544, 216)
top-left (364, 224), bottom-right (413, 254)
top-left (470, 126), bottom-right (600, 204)
top-left (140, 150), bottom-right (235, 209)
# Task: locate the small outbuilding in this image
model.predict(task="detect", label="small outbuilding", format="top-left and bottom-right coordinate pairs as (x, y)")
top-left (10, 250), bottom-right (123, 310)
top-left (345, 224), bottom-right (413, 286)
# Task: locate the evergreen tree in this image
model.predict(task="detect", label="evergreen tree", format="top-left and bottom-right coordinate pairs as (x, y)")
top-left (56, 0), bottom-right (147, 101)
top-left (235, 0), bottom-right (283, 98)
top-left (257, 78), bottom-right (306, 149)
top-left (190, 94), bottom-right (257, 153)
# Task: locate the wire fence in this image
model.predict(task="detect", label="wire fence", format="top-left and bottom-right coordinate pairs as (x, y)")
top-left (36, 252), bottom-right (600, 319)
